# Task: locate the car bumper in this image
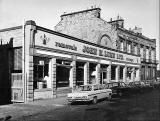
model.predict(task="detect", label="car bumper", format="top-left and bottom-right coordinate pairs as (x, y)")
top-left (67, 98), bottom-right (91, 102)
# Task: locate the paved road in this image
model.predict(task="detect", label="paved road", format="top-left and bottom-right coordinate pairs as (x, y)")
top-left (13, 88), bottom-right (160, 121)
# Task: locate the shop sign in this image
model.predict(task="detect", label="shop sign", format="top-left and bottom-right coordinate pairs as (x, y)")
top-left (35, 30), bottom-right (140, 64)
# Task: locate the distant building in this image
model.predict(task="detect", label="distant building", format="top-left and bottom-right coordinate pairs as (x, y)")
top-left (0, 7), bottom-right (157, 103)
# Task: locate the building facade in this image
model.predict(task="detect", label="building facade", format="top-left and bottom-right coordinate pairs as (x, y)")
top-left (0, 7), bottom-right (156, 103)
top-left (55, 7), bottom-right (157, 83)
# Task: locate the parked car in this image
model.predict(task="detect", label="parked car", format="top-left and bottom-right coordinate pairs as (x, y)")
top-left (105, 82), bottom-right (130, 97)
top-left (152, 80), bottom-right (160, 89)
top-left (67, 84), bottom-right (112, 104)
top-left (128, 81), bottom-right (148, 93)
top-left (142, 81), bottom-right (154, 90)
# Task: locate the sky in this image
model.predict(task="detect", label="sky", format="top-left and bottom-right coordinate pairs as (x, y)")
top-left (0, 0), bottom-right (159, 63)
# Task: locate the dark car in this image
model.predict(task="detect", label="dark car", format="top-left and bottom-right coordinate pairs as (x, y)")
top-left (149, 80), bottom-right (160, 89)
top-left (128, 81), bottom-right (149, 93)
top-left (105, 82), bottom-right (130, 97)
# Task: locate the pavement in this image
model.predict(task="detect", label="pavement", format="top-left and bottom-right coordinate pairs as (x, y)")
top-left (0, 96), bottom-right (68, 121)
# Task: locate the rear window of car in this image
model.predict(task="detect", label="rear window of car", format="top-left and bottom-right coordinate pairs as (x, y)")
top-left (80, 85), bottom-right (92, 91)
top-left (112, 83), bottom-right (118, 87)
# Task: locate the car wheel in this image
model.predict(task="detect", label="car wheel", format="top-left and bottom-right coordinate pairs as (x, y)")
top-left (92, 97), bottom-right (97, 104)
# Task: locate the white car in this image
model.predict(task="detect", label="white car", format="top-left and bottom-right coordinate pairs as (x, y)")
top-left (67, 84), bottom-right (112, 104)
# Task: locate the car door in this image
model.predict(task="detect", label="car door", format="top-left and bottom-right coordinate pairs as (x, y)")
top-left (93, 85), bottom-right (101, 99)
top-left (100, 85), bottom-right (108, 98)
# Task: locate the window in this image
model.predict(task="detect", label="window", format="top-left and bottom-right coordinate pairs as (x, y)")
top-left (100, 35), bottom-right (113, 48)
top-left (120, 41), bottom-right (124, 51)
top-left (33, 57), bottom-right (50, 89)
top-left (127, 67), bottom-right (132, 80)
top-left (56, 66), bottom-right (70, 87)
top-left (111, 66), bottom-right (116, 80)
top-left (120, 67), bottom-right (123, 80)
top-left (134, 44), bottom-right (137, 55)
top-left (56, 59), bottom-right (71, 88)
top-left (127, 44), bottom-right (131, 53)
top-left (76, 62), bottom-right (84, 86)
top-left (94, 85), bottom-right (99, 90)
top-left (140, 47), bottom-right (143, 58)
top-left (13, 48), bottom-right (22, 71)
top-left (146, 48), bottom-right (149, 60)
top-left (80, 85), bottom-right (92, 91)
top-left (89, 63), bottom-right (96, 84)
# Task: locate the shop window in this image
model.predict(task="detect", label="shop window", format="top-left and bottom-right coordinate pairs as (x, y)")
top-left (111, 66), bottom-right (116, 80)
top-left (141, 66), bottom-right (145, 81)
top-left (120, 67), bottom-right (123, 80)
top-left (100, 64), bottom-right (108, 84)
top-left (76, 62), bottom-right (84, 86)
top-left (56, 59), bottom-right (71, 88)
top-left (33, 57), bottom-right (50, 89)
top-left (89, 63), bottom-right (96, 84)
top-left (127, 67), bottom-right (132, 80)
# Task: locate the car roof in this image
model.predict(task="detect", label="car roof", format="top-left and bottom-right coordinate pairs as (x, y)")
top-left (80, 84), bottom-right (103, 86)
top-left (106, 82), bottom-right (124, 84)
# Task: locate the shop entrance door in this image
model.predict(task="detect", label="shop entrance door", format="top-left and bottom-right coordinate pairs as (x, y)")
top-left (100, 71), bottom-right (107, 84)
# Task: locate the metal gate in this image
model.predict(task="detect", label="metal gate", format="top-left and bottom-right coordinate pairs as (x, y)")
top-left (11, 73), bottom-right (24, 102)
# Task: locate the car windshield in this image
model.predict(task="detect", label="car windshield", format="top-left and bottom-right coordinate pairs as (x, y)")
top-left (79, 85), bottom-right (92, 91)
top-left (120, 82), bottom-right (126, 87)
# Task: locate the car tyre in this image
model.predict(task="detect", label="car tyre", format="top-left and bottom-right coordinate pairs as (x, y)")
top-left (92, 97), bottom-right (97, 104)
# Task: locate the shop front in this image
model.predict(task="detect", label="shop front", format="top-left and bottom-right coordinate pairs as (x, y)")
top-left (28, 24), bottom-right (141, 100)
top-left (8, 21), bottom-right (140, 102)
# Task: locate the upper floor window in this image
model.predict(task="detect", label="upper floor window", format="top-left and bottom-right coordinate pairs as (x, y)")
top-left (133, 44), bottom-right (138, 55)
top-left (120, 41), bottom-right (124, 51)
top-left (140, 47), bottom-right (143, 58)
top-left (13, 48), bottom-right (22, 71)
top-left (127, 43), bottom-right (131, 53)
top-left (146, 48), bottom-right (149, 59)
top-left (151, 49), bottom-right (155, 60)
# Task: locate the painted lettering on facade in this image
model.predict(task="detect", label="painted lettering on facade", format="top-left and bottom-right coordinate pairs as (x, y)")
top-left (55, 42), bottom-right (77, 51)
top-left (82, 46), bottom-right (97, 55)
top-left (126, 58), bottom-right (133, 62)
top-left (35, 30), bottom-right (140, 64)
top-left (82, 46), bottom-right (126, 61)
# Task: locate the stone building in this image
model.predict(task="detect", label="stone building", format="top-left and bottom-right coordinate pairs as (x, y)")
top-left (55, 7), bottom-right (157, 83)
top-left (0, 20), bottom-right (140, 103)
top-left (108, 17), bottom-right (157, 82)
